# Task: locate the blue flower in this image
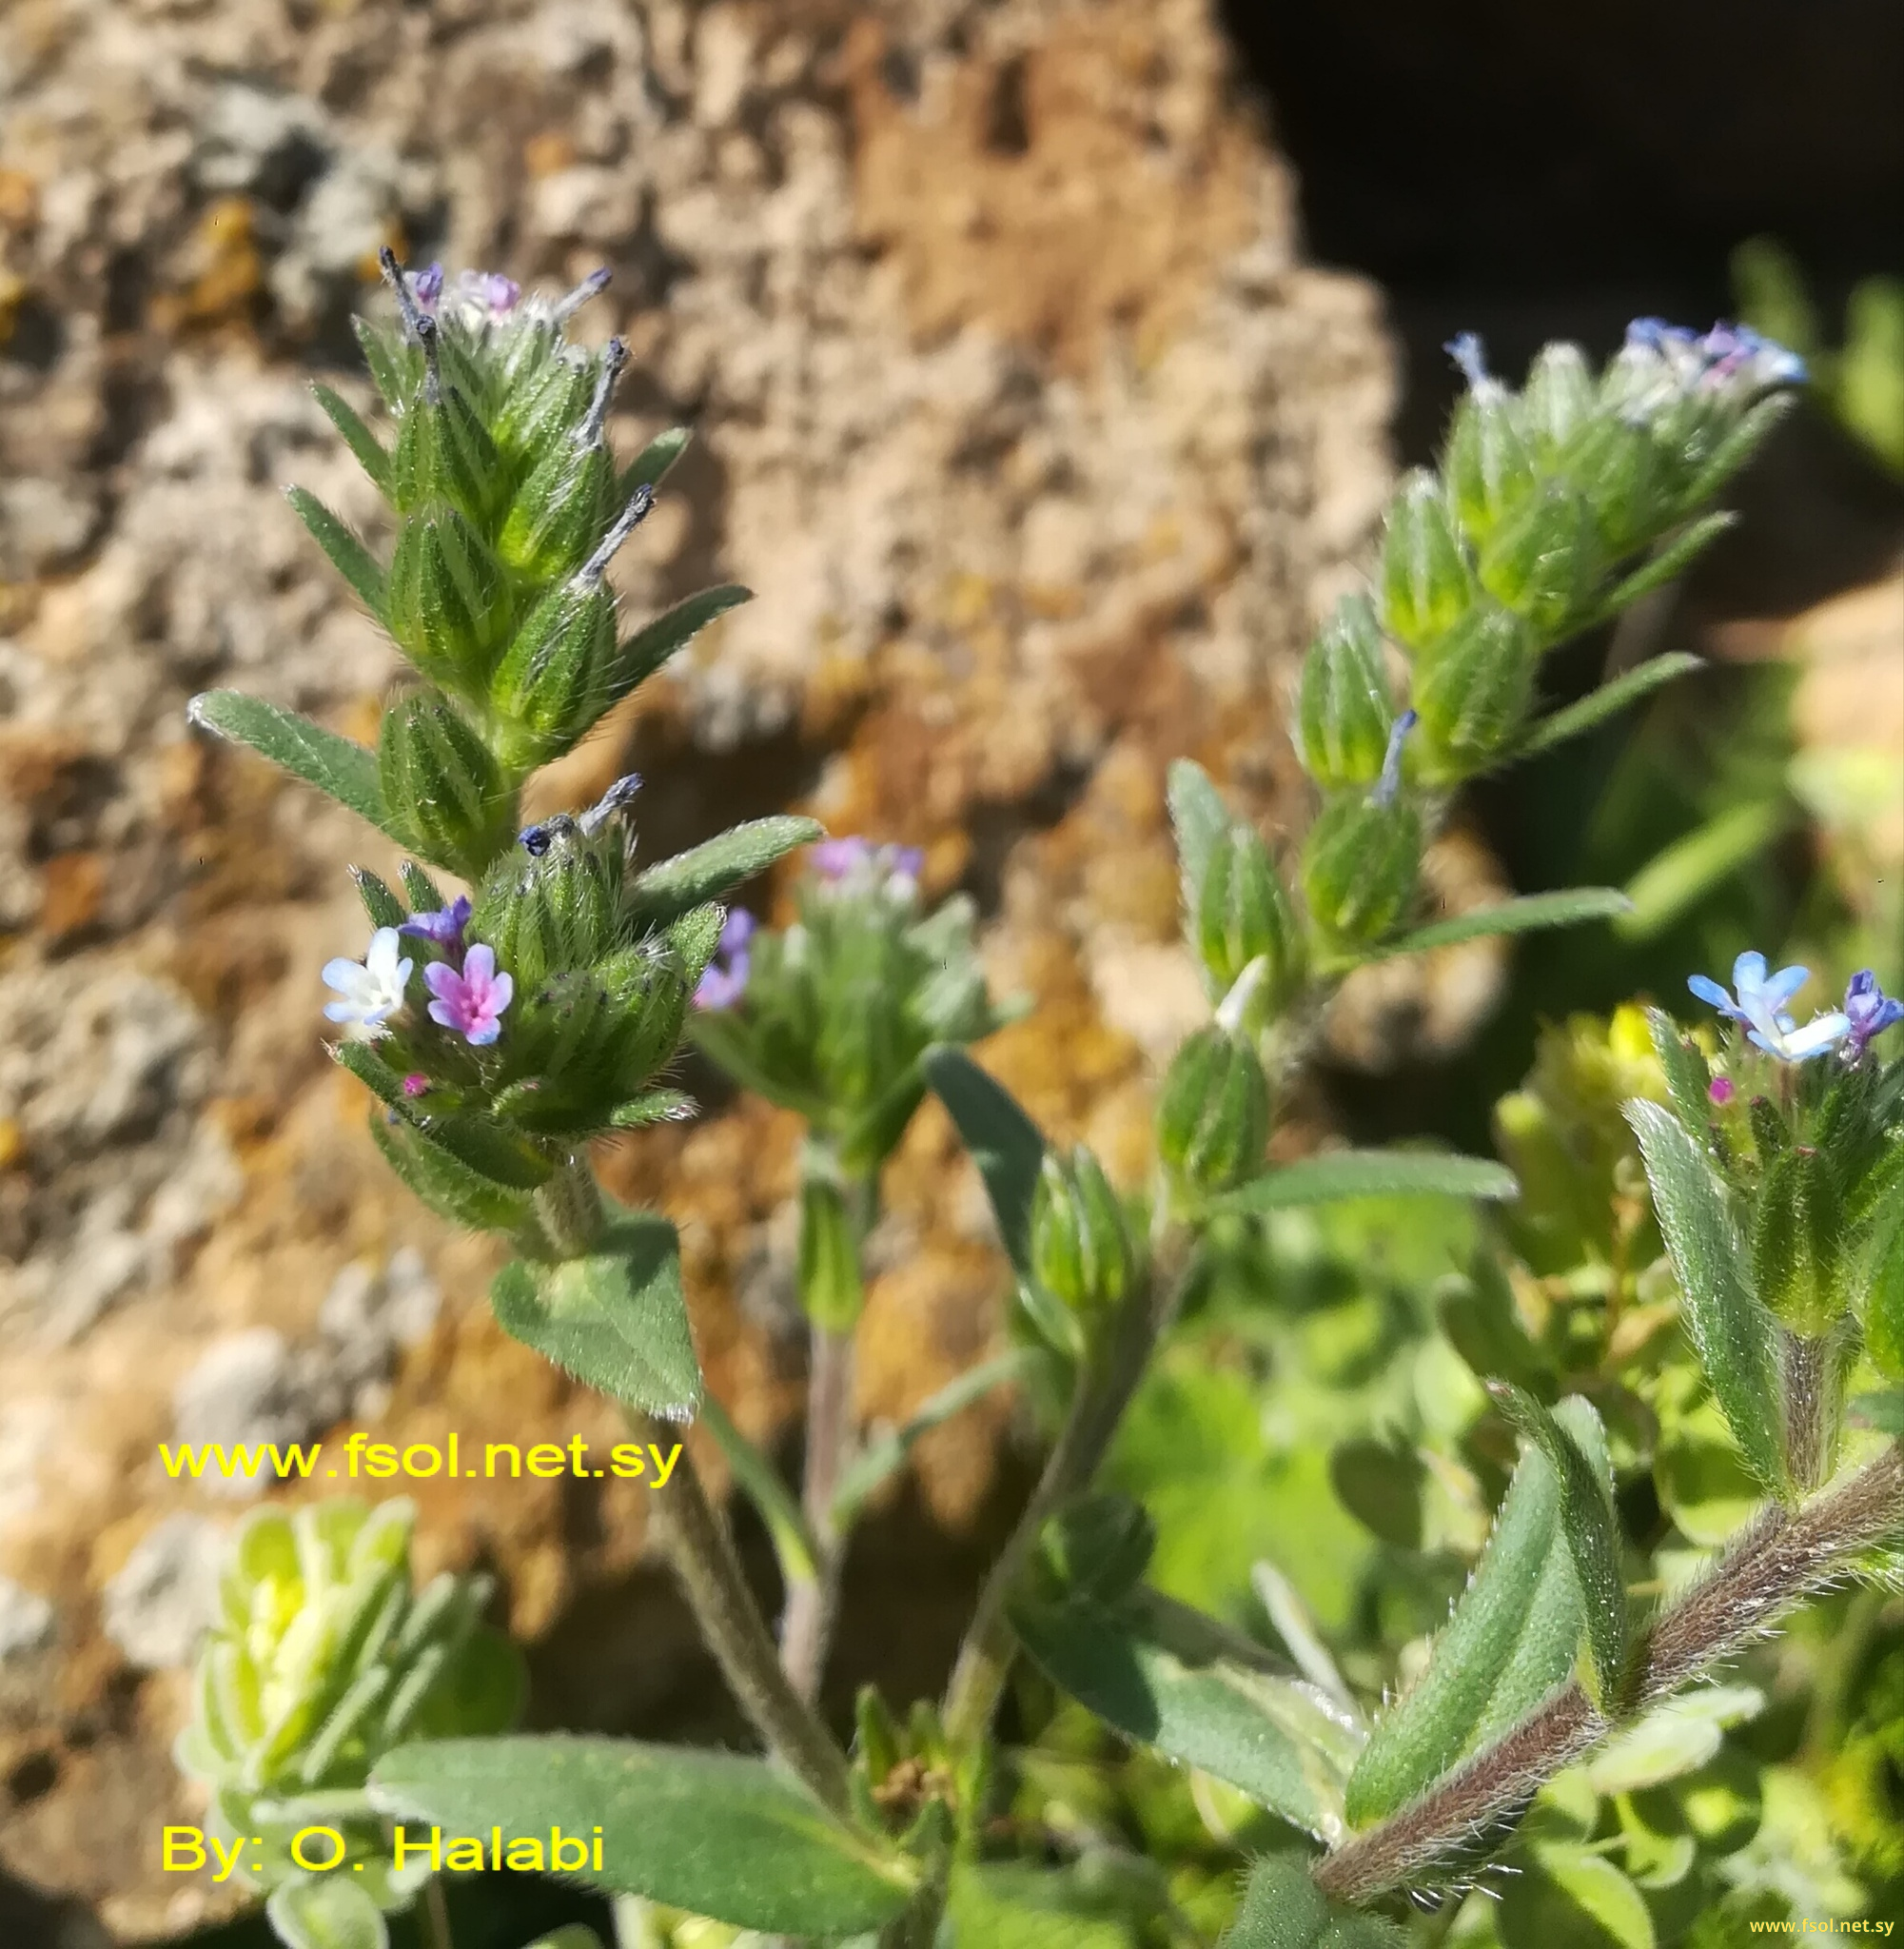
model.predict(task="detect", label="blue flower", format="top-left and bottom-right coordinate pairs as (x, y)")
top-left (1371, 710), bottom-right (1418, 809)
top-left (1842, 970), bottom-right (1904, 1062)
top-left (694, 910), bottom-right (756, 1011)
top-left (399, 895), bottom-right (472, 953)
top-left (1687, 951), bottom-right (1850, 1062)
top-left (1614, 318), bottom-right (1806, 421)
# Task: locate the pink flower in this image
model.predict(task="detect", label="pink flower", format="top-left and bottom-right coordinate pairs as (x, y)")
top-left (402, 1073), bottom-right (430, 1097)
top-left (1707, 1075), bottom-right (1735, 1107)
top-left (423, 943), bottom-right (514, 1047)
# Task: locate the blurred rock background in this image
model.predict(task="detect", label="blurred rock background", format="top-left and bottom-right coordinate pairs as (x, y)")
top-left (0, 0), bottom-right (1896, 1939)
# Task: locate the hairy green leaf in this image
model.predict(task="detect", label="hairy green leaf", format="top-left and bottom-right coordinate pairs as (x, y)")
top-left (1626, 1100), bottom-right (1786, 1495)
top-left (1219, 1857), bottom-right (1405, 1948)
top-left (1010, 1585), bottom-right (1363, 1843)
top-left (265, 1876), bottom-right (388, 1949)
top-left (1500, 1842), bottom-right (1656, 1949)
top-left (369, 1113), bottom-right (536, 1236)
top-left (922, 1047), bottom-right (1048, 1277)
top-left (1365, 888), bottom-right (1632, 960)
top-left (1515, 652), bottom-right (1705, 759)
top-left (1344, 1426), bottom-right (1581, 1827)
top-left (615, 583), bottom-right (753, 694)
top-left (1491, 1388), bottom-right (1625, 1703)
top-left (619, 426), bottom-right (692, 500)
top-left (311, 384), bottom-right (393, 497)
top-left (188, 692), bottom-right (404, 843)
top-left (1645, 1007), bottom-right (1716, 1146)
top-left (1593, 515), bottom-right (1736, 623)
top-left (629, 816), bottom-right (823, 927)
top-left (350, 867), bottom-right (407, 932)
top-left (286, 486), bottom-right (388, 619)
top-left (491, 1213), bottom-right (701, 1420)
top-left (1214, 1151), bottom-right (1518, 1214)
top-left (1166, 759), bottom-right (1231, 943)
top-left (369, 1737), bottom-right (915, 1936)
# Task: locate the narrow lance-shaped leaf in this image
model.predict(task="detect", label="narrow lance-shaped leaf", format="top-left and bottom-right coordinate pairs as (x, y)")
top-left (1010, 1585), bottom-right (1364, 1844)
top-left (832, 1349), bottom-right (1044, 1528)
top-left (350, 867), bottom-right (406, 932)
top-left (285, 486), bottom-right (387, 620)
top-left (619, 426), bottom-right (692, 501)
top-left (614, 583), bottom-right (753, 694)
top-left (188, 691), bottom-right (407, 846)
top-left (1625, 1099), bottom-right (1787, 1496)
top-left (1363, 887), bottom-right (1633, 960)
top-left (311, 383), bottom-right (393, 497)
top-left (1219, 1857), bottom-right (1404, 1949)
top-left (628, 816), bottom-right (824, 926)
top-left (1490, 1388), bottom-right (1626, 1703)
top-left (697, 1393), bottom-right (821, 1585)
top-left (921, 1046), bottom-right (1048, 1276)
top-left (1515, 652), bottom-right (1706, 760)
top-left (1213, 1150), bottom-right (1518, 1214)
top-left (1645, 1006), bottom-right (1717, 1146)
top-left (1344, 1425), bottom-right (1580, 1827)
top-left (1615, 799), bottom-right (1793, 943)
top-left (1166, 758), bottom-right (1230, 941)
top-left (1588, 513), bottom-right (1737, 627)
top-left (370, 1113), bottom-right (536, 1236)
top-left (368, 1737), bottom-right (917, 1937)
top-left (492, 1212), bottom-right (702, 1421)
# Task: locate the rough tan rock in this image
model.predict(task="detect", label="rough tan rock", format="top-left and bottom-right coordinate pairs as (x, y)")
top-left (0, 0), bottom-right (1398, 1929)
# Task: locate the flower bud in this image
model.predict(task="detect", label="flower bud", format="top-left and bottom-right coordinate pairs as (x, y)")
top-left (1297, 592), bottom-right (1394, 788)
top-left (390, 334), bottom-right (503, 528)
top-left (1444, 382), bottom-right (1536, 546)
top-left (1380, 470), bottom-right (1473, 657)
top-left (1752, 1146), bottom-right (1846, 1336)
top-left (1477, 482), bottom-right (1603, 640)
top-left (1195, 824), bottom-right (1304, 1015)
top-left (487, 575), bottom-right (617, 772)
top-left (1031, 1146), bottom-right (1135, 1322)
top-left (490, 353), bottom-right (592, 467)
top-left (1521, 343), bottom-right (1596, 461)
top-left (1410, 599), bottom-right (1538, 778)
top-left (1156, 1026), bottom-right (1271, 1198)
top-left (1034, 1492), bottom-right (1155, 1603)
top-left (594, 940), bottom-right (692, 1094)
top-left (1301, 791), bottom-right (1422, 947)
top-left (496, 338), bottom-right (625, 584)
top-left (378, 690), bottom-right (514, 876)
top-left (471, 818), bottom-right (625, 990)
top-left (386, 506), bottom-right (512, 693)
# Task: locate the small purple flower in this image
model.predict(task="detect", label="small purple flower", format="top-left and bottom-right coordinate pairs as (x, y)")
top-left (812, 837), bottom-right (875, 879)
top-left (811, 837), bottom-right (926, 901)
top-left (402, 1073), bottom-right (430, 1098)
top-left (407, 263), bottom-right (444, 312)
top-left (694, 910), bottom-right (756, 1011)
top-left (455, 268), bottom-right (520, 318)
top-left (1687, 951), bottom-right (1850, 1063)
top-left (400, 895), bottom-right (473, 954)
top-left (1616, 317), bottom-right (1805, 414)
top-left (1842, 970), bottom-right (1904, 1063)
top-left (1708, 1075), bottom-right (1736, 1108)
top-left (423, 943), bottom-right (514, 1047)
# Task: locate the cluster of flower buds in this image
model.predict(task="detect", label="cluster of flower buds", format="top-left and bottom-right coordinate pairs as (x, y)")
top-left (1638, 963), bottom-right (1904, 1494)
top-left (173, 1499), bottom-right (520, 1911)
top-left (321, 778), bottom-right (720, 1240)
top-left (689, 838), bottom-right (1004, 1177)
top-left (1291, 319), bottom-right (1805, 955)
top-left (286, 252), bottom-right (744, 880)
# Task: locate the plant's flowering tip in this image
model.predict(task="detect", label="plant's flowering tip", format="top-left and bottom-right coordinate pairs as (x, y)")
top-left (423, 942), bottom-right (515, 1046)
top-left (399, 893), bottom-right (473, 952)
top-left (694, 909), bottom-right (756, 1011)
top-left (321, 927), bottom-right (414, 1041)
top-left (1708, 1075), bottom-right (1736, 1107)
top-left (1372, 709), bottom-right (1418, 809)
top-left (579, 772), bottom-right (643, 837)
top-left (1687, 951), bottom-right (1851, 1062)
top-left (454, 268), bottom-right (520, 319)
top-left (1842, 970), bottom-right (1904, 1062)
top-left (1444, 332), bottom-right (1494, 392)
top-left (1617, 316), bottom-right (1806, 414)
top-left (811, 836), bottom-right (925, 902)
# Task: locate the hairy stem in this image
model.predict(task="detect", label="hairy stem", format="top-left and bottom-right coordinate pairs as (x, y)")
top-left (942, 1245), bottom-right (1188, 1751)
top-left (629, 1405), bottom-right (854, 1817)
top-left (781, 1320), bottom-right (857, 1700)
top-left (1314, 1442), bottom-right (1904, 1904)
top-left (421, 1871), bottom-right (456, 1949)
